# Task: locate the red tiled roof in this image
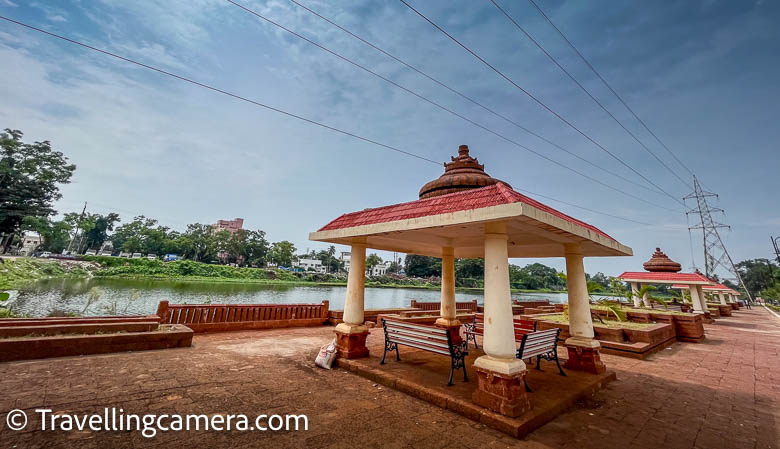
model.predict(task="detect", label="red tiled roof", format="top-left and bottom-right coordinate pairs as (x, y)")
top-left (318, 183), bottom-right (614, 240)
top-left (618, 271), bottom-right (713, 283)
top-left (670, 283), bottom-right (730, 290)
top-left (703, 283), bottom-right (730, 290)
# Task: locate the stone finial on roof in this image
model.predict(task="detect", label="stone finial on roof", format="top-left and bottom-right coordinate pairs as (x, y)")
top-left (418, 145), bottom-right (510, 199)
top-left (642, 247), bottom-right (682, 272)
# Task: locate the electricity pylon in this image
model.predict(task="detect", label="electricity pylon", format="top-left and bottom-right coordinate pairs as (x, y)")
top-left (684, 176), bottom-right (753, 301)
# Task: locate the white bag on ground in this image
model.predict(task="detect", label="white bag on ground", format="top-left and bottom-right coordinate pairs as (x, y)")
top-left (315, 338), bottom-right (338, 369)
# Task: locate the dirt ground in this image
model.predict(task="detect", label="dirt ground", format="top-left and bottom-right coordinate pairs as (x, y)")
top-left (0, 307), bottom-right (777, 448)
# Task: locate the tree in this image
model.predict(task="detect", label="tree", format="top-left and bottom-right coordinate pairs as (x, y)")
top-left (455, 258), bottom-right (484, 280)
top-left (21, 216), bottom-right (72, 253)
top-left (269, 241), bottom-right (297, 267)
top-left (365, 253), bottom-right (383, 272)
top-left (1, 129), bottom-right (75, 251)
top-left (83, 213), bottom-right (120, 251)
top-left (736, 259), bottom-right (778, 296)
top-left (177, 223), bottom-right (221, 262)
top-left (404, 255), bottom-right (441, 277)
top-left (316, 245), bottom-right (342, 272)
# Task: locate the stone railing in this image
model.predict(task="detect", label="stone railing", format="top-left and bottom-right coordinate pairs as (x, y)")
top-left (156, 300), bottom-right (329, 333)
top-left (409, 299), bottom-right (479, 312)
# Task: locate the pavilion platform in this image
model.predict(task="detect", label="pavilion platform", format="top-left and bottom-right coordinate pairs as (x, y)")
top-left (336, 331), bottom-right (615, 439)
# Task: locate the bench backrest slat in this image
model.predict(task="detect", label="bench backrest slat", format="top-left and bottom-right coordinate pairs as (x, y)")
top-left (386, 327), bottom-right (448, 343)
top-left (518, 328), bottom-right (559, 359)
top-left (382, 318), bottom-right (456, 357)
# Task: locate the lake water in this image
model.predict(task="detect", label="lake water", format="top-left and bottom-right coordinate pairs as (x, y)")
top-left (4, 278), bottom-right (571, 318)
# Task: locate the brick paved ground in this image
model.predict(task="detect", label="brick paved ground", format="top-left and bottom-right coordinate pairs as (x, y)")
top-left (0, 307), bottom-right (777, 448)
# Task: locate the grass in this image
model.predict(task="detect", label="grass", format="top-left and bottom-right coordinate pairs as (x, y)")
top-left (0, 258), bottom-right (94, 289)
top-left (590, 304), bottom-right (691, 316)
top-left (535, 313), bottom-right (658, 330)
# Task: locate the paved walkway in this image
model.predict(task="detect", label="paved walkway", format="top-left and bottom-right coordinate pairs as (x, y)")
top-left (0, 308), bottom-right (777, 448)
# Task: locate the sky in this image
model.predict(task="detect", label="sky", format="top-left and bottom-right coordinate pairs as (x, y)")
top-left (1, 0), bottom-right (778, 278)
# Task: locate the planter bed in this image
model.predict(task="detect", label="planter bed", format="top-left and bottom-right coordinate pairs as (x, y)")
top-left (0, 315), bottom-right (161, 327)
top-left (710, 304), bottom-right (733, 317)
top-left (730, 303), bottom-right (740, 310)
top-left (0, 321), bottom-right (159, 338)
top-left (707, 307), bottom-right (721, 318)
top-left (529, 314), bottom-right (676, 359)
top-left (591, 307), bottom-right (706, 343)
top-left (0, 324), bottom-right (193, 363)
top-left (375, 312), bottom-right (476, 326)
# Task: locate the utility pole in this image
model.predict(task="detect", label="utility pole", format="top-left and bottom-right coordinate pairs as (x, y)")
top-left (65, 202), bottom-right (87, 255)
top-left (684, 177), bottom-right (752, 301)
top-left (772, 236), bottom-right (780, 265)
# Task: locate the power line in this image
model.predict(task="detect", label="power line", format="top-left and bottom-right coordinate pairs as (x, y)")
top-left (526, 0), bottom-right (697, 181)
top-left (285, 0), bottom-right (663, 197)
top-left (511, 188), bottom-right (653, 226)
top-left (398, 0), bottom-right (687, 209)
top-left (227, 0), bottom-right (677, 212)
top-left (0, 16), bottom-right (440, 166)
top-left (489, 0), bottom-right (692, 190)
top-left (0, 14), bottom-right (664, 227)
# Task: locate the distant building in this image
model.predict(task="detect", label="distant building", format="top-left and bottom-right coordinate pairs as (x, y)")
top-left (214, 218), bottom-right (244, 263)
top-left (20, 232), bottom-right (42, 256)
top-left (294, 258), bottom-right (325, 273)
top-left (340, 251), bottom-right (351, 272)
top-left (369, 261), bottom-right (392, 276)
top-left (214, 218), bottom-right (244, 234)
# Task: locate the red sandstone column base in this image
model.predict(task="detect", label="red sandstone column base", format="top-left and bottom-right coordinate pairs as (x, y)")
top-left (334, 329), bottom-right (369, 359)
top-left (434, 320), bottom-right (463, 345)
top-left (564, 344), bottom-right (606, 374)
top-left (471, 367), bottom-right (532, 417)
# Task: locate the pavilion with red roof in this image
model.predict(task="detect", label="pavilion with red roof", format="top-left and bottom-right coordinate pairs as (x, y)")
top-left (618, 248), bottom-right (714, 314)
top-left (671, 282), bottom-right (739, 306)
top-left (310, 145), bottom-right (633, 417)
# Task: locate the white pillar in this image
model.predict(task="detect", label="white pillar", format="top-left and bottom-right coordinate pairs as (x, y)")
top-left (564, 243), bottom-right (598, 348)
top-left (642, 289), bottom-right (651, 308)
top-left (688, 284), bottom-right (705, 314)
top-left (473, 222), bottom-right (524, 375)
top-left (631, 282), bottom-right (641, 307)
top-left (718, 292), bottom-right (727, 305)
top-left (336, 243), bottom-right (367, 333)
top-left (436, 247), bottom-right (459, 327)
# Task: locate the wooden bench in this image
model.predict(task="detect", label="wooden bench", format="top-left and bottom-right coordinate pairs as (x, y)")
top-left (380, 318), bottom-right (468, 386)
top-left (516, 328), bottom-right (565, 391)
top-left (463, 313), bottom-right (537, 350)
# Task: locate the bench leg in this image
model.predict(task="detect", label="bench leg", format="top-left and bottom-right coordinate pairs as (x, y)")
top-left (536, 355), bottom-right (542, 371)
top-left (381, 341), bottom-right (398, 365)
top-left (554, 348), bottom-right (566, 376)
top-left (462, 356), bottom-right (468, 382)
top-left (524, 378), bottom-right (532, 393)
top-left (448, 365), bottom-right (455, 387)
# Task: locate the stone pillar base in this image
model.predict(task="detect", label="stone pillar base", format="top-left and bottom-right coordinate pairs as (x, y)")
top-left (564, 341), bottom-right (605, 374)
top-left (434, 318), bottom-right (462, 345)
top-left (472, 367), bottom-right (532, 417)
top-left (334, 328), bottom-right (369, 359)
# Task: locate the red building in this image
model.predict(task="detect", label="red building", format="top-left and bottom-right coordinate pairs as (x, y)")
top-left (214, 218), bottom-right (244, 234)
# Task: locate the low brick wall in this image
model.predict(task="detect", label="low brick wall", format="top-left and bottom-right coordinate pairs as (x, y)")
top-left (0, 321), bottom-right (159, 338)
top-left (0, 315), bottom-right (160, 327)
top-left (532, 319), bottom-right (676, 359)
top-left (0, 325), bottom-right (193, 363)
top-left (327, 308), bottom-right (416, 325)
top-left (409, 299), bottom-right (479, 312)
top-left (158, 301), bottom-right (329, 333)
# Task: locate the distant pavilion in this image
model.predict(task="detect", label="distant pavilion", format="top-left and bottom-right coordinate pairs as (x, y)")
top-left (310, 145), bottom-right (632, 415)
top-left (618, 248), bottom-right (714, 313)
